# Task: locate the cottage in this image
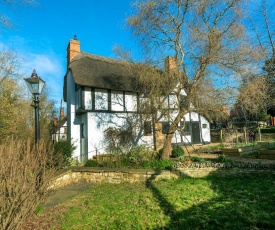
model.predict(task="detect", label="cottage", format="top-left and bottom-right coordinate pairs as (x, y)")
top-left (51, 108), bottom-right (67, 143)
top-left (63, 37), bottom-right (210, 161)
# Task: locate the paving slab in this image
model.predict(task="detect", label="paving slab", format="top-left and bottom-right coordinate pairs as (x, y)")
top-left (45, 182), bottom-right (93, 208)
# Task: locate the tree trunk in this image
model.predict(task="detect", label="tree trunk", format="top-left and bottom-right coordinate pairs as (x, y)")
top-left (161, 112), bottom-right (185, 159)
top-left (160, 103), bottom-right (189, 159)
top-left (161, 132), bottom-right (174, 159)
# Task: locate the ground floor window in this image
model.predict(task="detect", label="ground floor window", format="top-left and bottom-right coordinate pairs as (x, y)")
top-left (144, 121), bottom-right (152, 136)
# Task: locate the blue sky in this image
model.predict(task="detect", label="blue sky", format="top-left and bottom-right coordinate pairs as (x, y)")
top-left (0, 0), bottom-right (138, 106)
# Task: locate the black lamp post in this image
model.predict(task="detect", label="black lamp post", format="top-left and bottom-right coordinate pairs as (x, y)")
top-left (24, 70), bottom-right (45, 143)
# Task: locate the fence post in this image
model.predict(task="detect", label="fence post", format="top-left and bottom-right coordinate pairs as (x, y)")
top-left (220, 129), bottom-right (223, 144)
top-left (258, 127), bottom-right (262, 142)
top-left (244, 127), bottom-right (247, 144)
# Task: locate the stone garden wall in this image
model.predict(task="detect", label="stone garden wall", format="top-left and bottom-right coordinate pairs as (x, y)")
top-left (50, 164), bottom-right (275, 189)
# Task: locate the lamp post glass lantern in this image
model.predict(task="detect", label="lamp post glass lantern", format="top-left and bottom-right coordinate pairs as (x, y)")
top-left (24, 70), bottom-right (45, 143)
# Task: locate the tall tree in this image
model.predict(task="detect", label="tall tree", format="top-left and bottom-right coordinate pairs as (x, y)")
top-left (0, 50), bottom-right (26, 141)
top-left (128, 0), bottom-right (256, 158)
top-left (231, 76), bottom-right (268, 122)
top-left (0, 50), bottom-right (56, 143)
top-left (249, 0), bottom-right (275, 115)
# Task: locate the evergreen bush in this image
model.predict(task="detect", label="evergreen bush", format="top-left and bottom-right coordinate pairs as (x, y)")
top-left (85, 159), bottom-right (101, 167)
top-left (171, 146), bottom-right (184, 158)
top-left (53, 139), bottom-right (76, 167)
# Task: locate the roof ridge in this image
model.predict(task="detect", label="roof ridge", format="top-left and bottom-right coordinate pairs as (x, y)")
top-left (76, 52), bottom-right (132, 65)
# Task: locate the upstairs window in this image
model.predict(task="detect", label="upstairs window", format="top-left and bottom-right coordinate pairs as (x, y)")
top-left (125, 92), bottom-right (137, 112)
top-left (111, 90), bottom-right (124, 111)
top-left (95, 89), bottom-right (108, 110)
top-left (159, 96), bottom-right (169, 109)
top-left (83, 87), bottom-right (92, 110)
top-left (168, 94), bottom-right (178, 109)
top-left (78, 87), bottom-right (138, 113)
top-left (75, 84), bottom-right (82, 110)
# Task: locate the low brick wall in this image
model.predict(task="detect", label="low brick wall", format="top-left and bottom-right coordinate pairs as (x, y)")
top-left (50, 165), bottom-right (275, 189)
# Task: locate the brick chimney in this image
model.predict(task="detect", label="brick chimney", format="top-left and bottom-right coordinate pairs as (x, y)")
top-left (67, 35), bottom-right (80, 67)
top-left (53, 118), bottom-right (58, 127)
top-left (60, 107), bottom-right (65, 120)
top-left (165, 56), bottom-right (176, 72)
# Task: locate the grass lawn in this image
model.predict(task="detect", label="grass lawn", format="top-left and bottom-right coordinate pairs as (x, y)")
top-left (47, 173), bottom-right (275, 230)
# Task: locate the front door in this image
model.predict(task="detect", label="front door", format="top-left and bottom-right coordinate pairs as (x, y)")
top-left (191, 122), bottom-right (201, 144)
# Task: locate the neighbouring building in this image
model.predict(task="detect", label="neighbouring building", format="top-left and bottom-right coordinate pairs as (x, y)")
top-left (51, 107), bottom-right (67, 143)
top-left (63, 37), bottom-right (210, 162)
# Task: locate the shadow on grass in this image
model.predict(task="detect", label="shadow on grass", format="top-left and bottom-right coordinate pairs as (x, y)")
top-left (146, 170), bottom-right (275, 230)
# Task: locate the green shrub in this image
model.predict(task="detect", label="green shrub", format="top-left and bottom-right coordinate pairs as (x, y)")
top-left (142, 159), bottom-right (174, 169)
top-left (157, 149), bottom-right (163, 159)
top-left (85, 159), bottom-right (102, 167)
top-left (127, 145), bottom-right (152, 163)
top-left (264, 142), bottom-right (275, 150)
top-left (190, 156), bottom-right (206, 163)
top-left (53, 139), bottom-right (76, 167)
top-left (242, 151), bottom-right (259, 158)
top-left (217, 155), bottom-right (233, 163)
top-left (260, 128), bottom-right (275, 133)
top-left (171, 146), bottom-right (184, 158)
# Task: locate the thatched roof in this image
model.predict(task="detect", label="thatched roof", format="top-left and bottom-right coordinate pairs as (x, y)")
top-left (63, 52), bottom-right (176, 102)
top-left (71, 51), bottom-right (136, 86)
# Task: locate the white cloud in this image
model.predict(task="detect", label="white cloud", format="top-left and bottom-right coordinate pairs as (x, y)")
top-left (0, 36), bottom-right (65, 104)
top-left (23, 52), bottom-right (65, 104)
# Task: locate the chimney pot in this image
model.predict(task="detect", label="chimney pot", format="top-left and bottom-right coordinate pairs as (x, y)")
top-left (60, 108), bottom-right (65, 120)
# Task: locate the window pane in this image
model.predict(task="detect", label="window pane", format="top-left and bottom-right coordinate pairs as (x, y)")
top-left (125, 92), bottom-right (137, 112)
top-left (144, 121), bottom-right (152, 136)
top-left (181, 121), bottom-right (190, 135)
top-left (111, 90), bottom-right (124, 111)
top-left (95, 89), bottom-right (108, 110)
top-left (169, 94), bottom-right (178, 109)
top-left (75, 87), bottom-right (81, 110)
top-left (162, 122), bottom-right (170, 134)
top-left (139, 97), bottom-right (150, 113)
top-left (84, 87), bottom-right (92, 110)
top-left (159, 96), bottom-right (168, 109)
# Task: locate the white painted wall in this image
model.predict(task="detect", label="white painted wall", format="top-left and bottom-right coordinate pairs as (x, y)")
top-left (52, 121), bottom-right (67, 142)
top-left (86, 112), bottom-right (154, 159)
top-left (66, 71), bottom-right (81, 159)
top-left (200, 115), bottom-right (211, 143)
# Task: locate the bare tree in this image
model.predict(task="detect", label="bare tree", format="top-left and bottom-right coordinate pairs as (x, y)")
top-left (231, 76), bottom-right (269, 122)
top-left (128, 0), bottom-right (257, 158)
top-left (0, 0), bottom-right (37, 30)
